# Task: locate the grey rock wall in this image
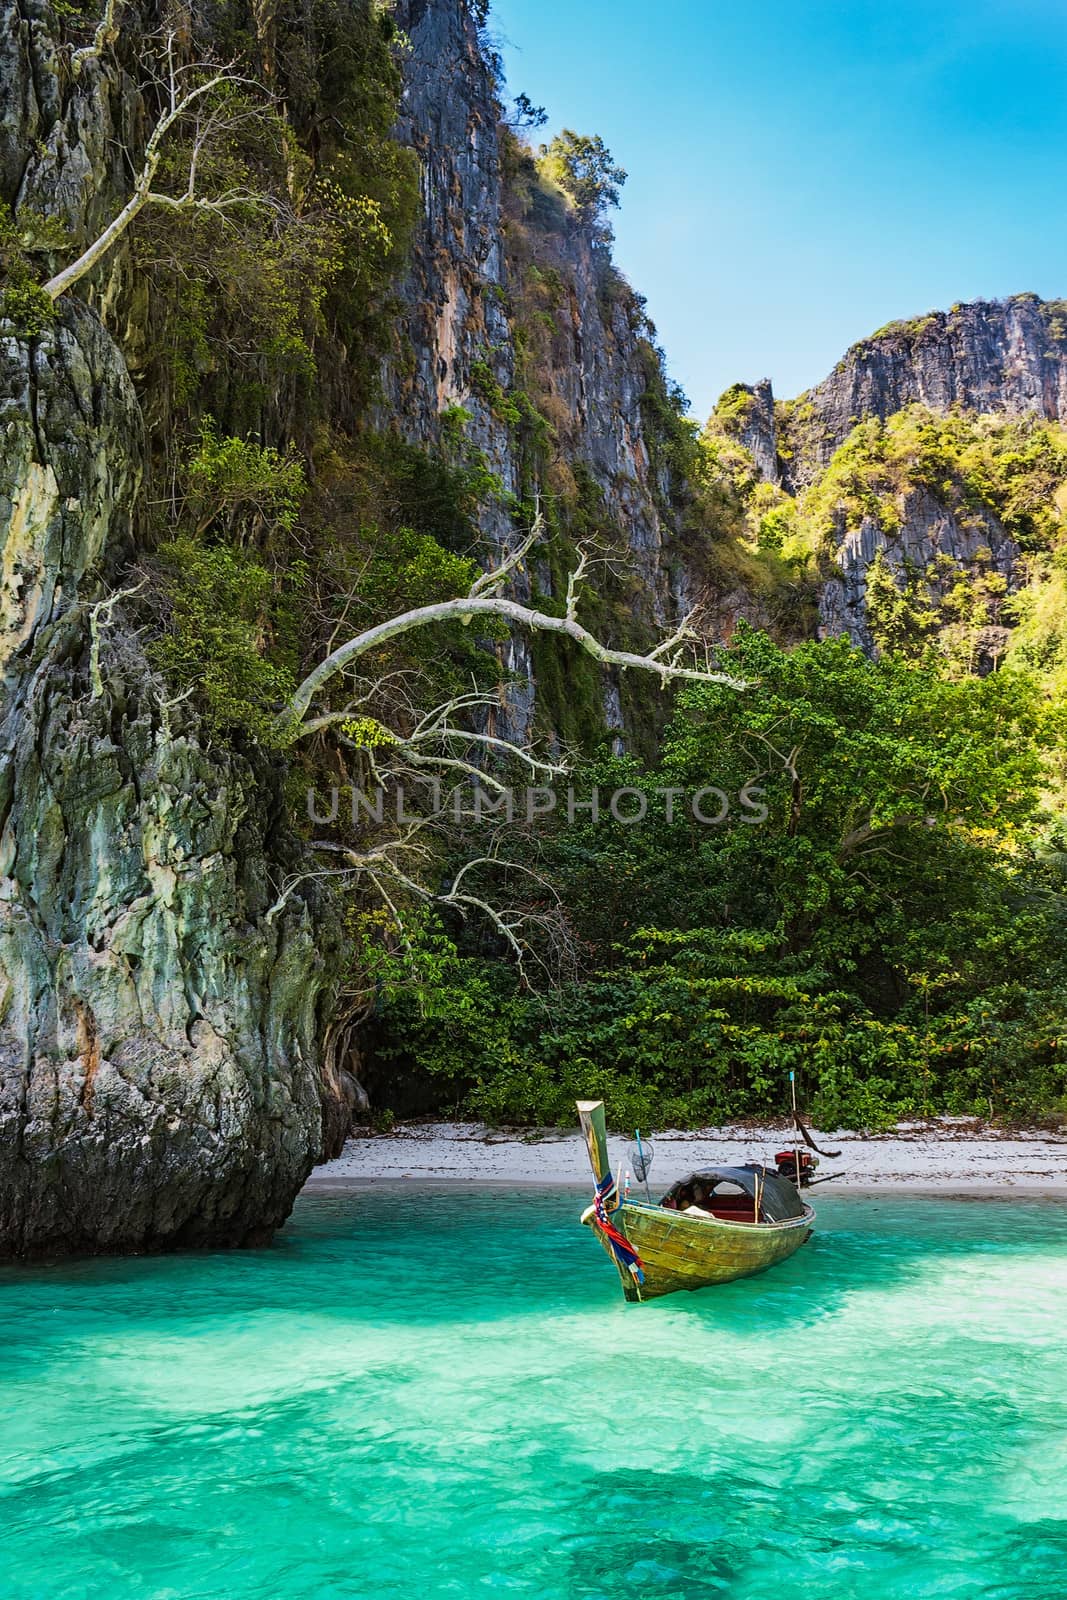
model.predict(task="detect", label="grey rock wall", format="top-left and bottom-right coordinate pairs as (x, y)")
top-left (0, 301), bottom-right (338, 1257)
top-left (385, 0), bottom-right (685, 657)
top-left (777, 296), bottom-right (1067, 490)
top-left (737, 379), bottom-right (780, 485)
top-left (818, 488), bottom-right (1020, 659)
top-left (0, 0), bottom-right (348, 1255)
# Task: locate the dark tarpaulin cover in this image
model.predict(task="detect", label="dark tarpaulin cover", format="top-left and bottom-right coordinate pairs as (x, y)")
top-left (664, 1166), bottom-right (807, 1223)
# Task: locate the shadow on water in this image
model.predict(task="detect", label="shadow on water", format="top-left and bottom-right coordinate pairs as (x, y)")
top-left (544, 1453), bottom-right (1067, 1600)
top-left (654, 1188), bottom-right (1067, 1331)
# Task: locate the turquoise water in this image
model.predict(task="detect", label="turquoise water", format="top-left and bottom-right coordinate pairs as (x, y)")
top-left (2, 1189), bottom-right (1067, 1599)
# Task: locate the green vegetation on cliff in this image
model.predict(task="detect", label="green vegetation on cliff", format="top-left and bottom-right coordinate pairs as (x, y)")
top-left (802, 408), bottom-right (1067, 555)
top-left (8, 0), bottom-right (1064, 1155)
top-left (536, 130), bottom-right (627, 228)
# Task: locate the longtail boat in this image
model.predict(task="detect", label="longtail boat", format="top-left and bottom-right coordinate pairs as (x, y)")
top-left (577, 1100), bottom-right (815, 1303)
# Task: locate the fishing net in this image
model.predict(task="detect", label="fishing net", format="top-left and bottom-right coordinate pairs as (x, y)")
top-left (628, 1137), bottom-right (654, 1183)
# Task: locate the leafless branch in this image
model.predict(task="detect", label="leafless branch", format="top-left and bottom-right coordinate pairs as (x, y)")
top-left (279, 586), bottom-right (744, 742)
top-left (468, 506), bottom-right (546, 599)
top-left (565, 545), bottom-right (590, 621)
top-left (44, 29), bottom-right (265, 301)
top-left (87, 579), bottom-right (146, 699)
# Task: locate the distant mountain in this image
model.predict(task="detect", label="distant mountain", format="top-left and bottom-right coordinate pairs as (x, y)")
top-left (711, 298), bottom-right (1067, 671)
top-left (723, 295), bottom-right (1067, 492)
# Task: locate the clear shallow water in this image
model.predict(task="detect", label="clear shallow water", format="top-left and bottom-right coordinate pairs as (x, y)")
top-left (2, 1190), bottom-right (1067, 1600)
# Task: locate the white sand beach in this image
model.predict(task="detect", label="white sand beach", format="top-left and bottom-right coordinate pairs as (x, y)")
top-left (306, 1118), bottom-right (1067, 1194)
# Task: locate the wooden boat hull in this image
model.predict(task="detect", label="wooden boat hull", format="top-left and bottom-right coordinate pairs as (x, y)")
top-left (582, 1199), bottom-right (815, 1302)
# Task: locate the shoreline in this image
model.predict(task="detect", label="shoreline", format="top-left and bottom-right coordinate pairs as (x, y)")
top-left (303, 1177), bottom-right (1067, 1201)
top-left (305, 1118), bottom-right (1067, 1197)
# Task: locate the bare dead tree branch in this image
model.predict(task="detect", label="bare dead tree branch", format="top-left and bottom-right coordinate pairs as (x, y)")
top-left (278, 587), bottom-right (744, 743)
top-left (564, 545), bottom-right (590, 621)
top-left (309, 838), bottom-right (571, 987)
top-left (469, 507), bottom-right (546, 599)
top-left (86, 579), bottom-right (146, 699)
top-left (44, 27), bottom-right (266, 301)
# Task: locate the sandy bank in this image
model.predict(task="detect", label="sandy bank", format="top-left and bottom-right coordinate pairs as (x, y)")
top-left (305, 1118), bottom-right (1067, 1195)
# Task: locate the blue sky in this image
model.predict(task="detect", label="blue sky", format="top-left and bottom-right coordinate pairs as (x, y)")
top-left (489, 0), bottom-right (1067, 418)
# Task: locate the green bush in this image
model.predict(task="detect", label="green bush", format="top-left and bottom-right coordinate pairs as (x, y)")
top-left (0, 211), bottom-right (56, 337)
top-left (183, 420), bottom-right (307, 543)
top-left (149, 539), bottom-right (297, 745)
top-left (537, 130), bottom-right (627, 224)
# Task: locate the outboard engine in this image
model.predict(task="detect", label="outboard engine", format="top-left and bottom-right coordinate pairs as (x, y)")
top-left (775, 1149), bottom-right (819, 1187)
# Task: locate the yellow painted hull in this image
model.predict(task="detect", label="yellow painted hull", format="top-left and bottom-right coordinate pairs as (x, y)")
top-left (582, 1199), bottom-right (815, 1302)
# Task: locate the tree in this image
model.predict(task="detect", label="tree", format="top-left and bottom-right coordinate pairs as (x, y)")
top-left (35, 1), bottom-right (408, 425)
top-left (44, 25), bottom-right (273, 302)
top-left (446, 624), bottom-right (1064, 1129)
top-left (538, 130), bottom-right (627, 223)
top-left (509, 93), bottom-right (548, 130)
top-left (263, 518), bottom-right (743, 986)
top-left (275, 519), bottom-right (739, 741)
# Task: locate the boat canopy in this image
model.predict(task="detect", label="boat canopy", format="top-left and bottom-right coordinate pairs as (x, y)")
top-left (662, 1166), bottom-right (807, 1223)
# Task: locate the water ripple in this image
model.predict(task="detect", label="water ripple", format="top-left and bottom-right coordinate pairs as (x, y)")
top-left (2, 1191), bottom-right (1066, 1598)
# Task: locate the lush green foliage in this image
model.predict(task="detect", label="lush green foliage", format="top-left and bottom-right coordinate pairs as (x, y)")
top-left (537, 130), bottom-right (627, 225)
top-left (182, 420), bottom-right (307, 541)
top-left (363, 630), bottom-right (1066, 1130)
top-left (128, 0), bottom-right (418, 443)
top-left (340, 394), bottom-right (1067, 1135)
top-left (148, 409), bottom-right (498, 747)
top-left (0, 210), bottom-right (60, 335)
top-left (1007, 550), bottom-right (1067, 704)
top-left (802, 407), bottom-right (1067, 554)
top-left (149, 538), bottom-right (299, 743)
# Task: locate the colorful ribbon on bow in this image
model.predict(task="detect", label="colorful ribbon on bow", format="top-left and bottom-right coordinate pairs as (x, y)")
top-left (593, 1171), bottom-right (644, 1285)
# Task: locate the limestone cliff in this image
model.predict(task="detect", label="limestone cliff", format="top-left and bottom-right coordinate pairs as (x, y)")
top-left (734, 296), bottom-right (1067, 493)
top-left (0, 0), bottom-right (722, 1253)
top-left (0, 1), bottom-right (344, 1255)
top-left (0, 295), bottom-right (343, 1255)
top-left (387, 0), bottom-right (685, 577)
top-left (382, 0), bottom-right (699, 740)
top-left (718, 298), bottom-right (1067, 658)
top-left (817, 485), bottom-right (1021, 667)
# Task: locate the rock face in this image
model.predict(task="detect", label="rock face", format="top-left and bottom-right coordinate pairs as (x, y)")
top-left (0, 0), bottom-right (343, 1255)
top-left (743, 296), bottom-right (1067, 491)
top-left (384, 1), bottom-right (509, 502)
top-left (385, 0), bottom-right (685, 620)
top-left (819, 489), bottom-right (1020, 662)
top-left (735, 379), bottom-right (780, 486)
top-left (379, 0), bottom-right (707, 747)
top-left (716, 297), bottom-right (1067, 652)
top-left (795, 300), bottom-right (1067, 653)
top-left (1, 0), bottom-right (143, 304)
top-left (0, 301), bottom-right (337, 1258)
